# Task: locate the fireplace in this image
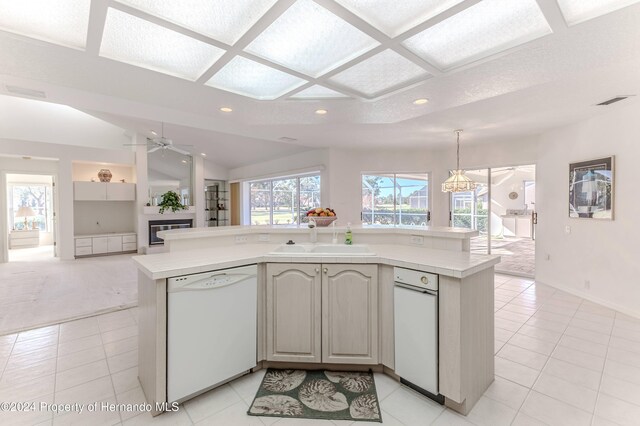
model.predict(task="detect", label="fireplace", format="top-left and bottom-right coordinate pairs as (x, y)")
top-left (148, 219), bottom-right (193, 246)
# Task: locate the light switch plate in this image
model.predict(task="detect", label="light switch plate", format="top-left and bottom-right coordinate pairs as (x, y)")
top-left (565, 225), bottom-right (571, 234)
top-left (235, 235), bottom-right (248, 243)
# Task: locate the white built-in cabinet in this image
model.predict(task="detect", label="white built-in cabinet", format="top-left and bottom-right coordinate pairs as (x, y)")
top-left (74, 182), bottom-right (136, 201)
top-left (265, 263), bottom-right (378, 365)
top-left (75, 233), bottom-right (137, 257)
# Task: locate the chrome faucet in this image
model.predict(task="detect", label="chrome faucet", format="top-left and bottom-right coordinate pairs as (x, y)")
top-left (308, 218), bottom-right (317, 243)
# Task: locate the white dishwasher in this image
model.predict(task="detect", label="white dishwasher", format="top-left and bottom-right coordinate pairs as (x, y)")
top-left (167, 264), bottom-right (257, 403)
top-left (394, 267), bottom-right (443, 403)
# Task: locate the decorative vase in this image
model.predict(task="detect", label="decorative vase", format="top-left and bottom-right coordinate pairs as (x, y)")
top-left (98, 169), bottom-right (112, 182)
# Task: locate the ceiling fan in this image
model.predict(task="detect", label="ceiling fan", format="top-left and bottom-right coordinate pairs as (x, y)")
top-left (124, 122), bottom-right (193, 156)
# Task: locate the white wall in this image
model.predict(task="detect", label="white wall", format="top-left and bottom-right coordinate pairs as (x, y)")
top-left (73, 201), bottom-right (136, 235)
top-left (535, 102), bottom-right (640, 317)
top-left (0, 139), bottom-right (135, 261)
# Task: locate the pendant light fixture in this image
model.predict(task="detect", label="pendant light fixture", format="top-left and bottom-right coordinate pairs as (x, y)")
top-left (442, 129), bottom-right (477, 193)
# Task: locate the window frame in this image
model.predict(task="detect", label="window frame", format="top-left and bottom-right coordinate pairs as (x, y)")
top-left (248, 172), bottom-right (321, 226)
top-left (361, 172), bottom-right (431, 227)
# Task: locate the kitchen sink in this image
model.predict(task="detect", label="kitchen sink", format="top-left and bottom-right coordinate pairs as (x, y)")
top-left (269, 243), bottom-right (375, 256)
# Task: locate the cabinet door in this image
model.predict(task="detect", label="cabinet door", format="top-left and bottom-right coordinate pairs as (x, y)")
top-left (107, 236), bottom-right (123, 253)
top-left (322, 264), bottom-right (378, 364)
top-left (74, 182), bottom-right (107, 200)
top-left (92, 237), bottom-right (108, 254)
top-left (266, 263), bottom-right (322, 363)
top-left (107, 183), bottom-right (136, 201)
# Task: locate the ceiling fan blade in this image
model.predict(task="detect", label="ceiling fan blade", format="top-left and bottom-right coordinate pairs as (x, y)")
top-left (123, 143), bottom-right (150, 146)
top-left (169, 146), bottom-right (191, 156)
top-left (148, 146), bottom-right (161, 153)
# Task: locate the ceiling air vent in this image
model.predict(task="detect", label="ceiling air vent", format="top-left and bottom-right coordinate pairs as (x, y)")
top-left (6, 85), bottom-right (47, 98)
top-left (279, 136), bottom-right (297, 142)
top-left (596, 96), bottom-right (629, 106)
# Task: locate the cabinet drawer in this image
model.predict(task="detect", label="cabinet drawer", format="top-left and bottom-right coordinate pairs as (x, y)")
top-left (122, 235), bottom-right (137, 244)
top-left (122, 242), bottom-right (137, 252)
top-left (75, 238), bottom-right (92, 247)
top-left (75, 246), bottom-right (92, 256)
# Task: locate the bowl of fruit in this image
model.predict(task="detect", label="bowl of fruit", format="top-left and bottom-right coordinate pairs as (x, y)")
top-left (306, 207), bottom-right (337, 227)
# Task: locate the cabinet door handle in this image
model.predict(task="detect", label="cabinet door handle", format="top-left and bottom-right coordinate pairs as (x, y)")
top-left (323, 268), bottom-right (328, 274)
top-left (315, 268), bottom-right (320, 274)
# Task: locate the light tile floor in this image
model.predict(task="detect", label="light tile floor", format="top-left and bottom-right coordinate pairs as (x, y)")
top-left (1, 274), bottom-right (640, 425)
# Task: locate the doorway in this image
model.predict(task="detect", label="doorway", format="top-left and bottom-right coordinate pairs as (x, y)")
top-left (450, 165), bottom-right (536, 277)
top-left (6, 173), bottom-right (57, 262)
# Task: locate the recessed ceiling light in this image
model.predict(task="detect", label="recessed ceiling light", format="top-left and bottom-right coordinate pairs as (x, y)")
top-left (220, 107), bottom-right (233, 112)
top-left (315, 109), bottom-right (328, 115)
top-left (181, 160), bottom-right (187, 163)
top-left (150, 130), bottom-right (157, 136)
top-left (201, 153), bottom-right (207, 156)
top-left (413, 98), bottom-right (429, 105)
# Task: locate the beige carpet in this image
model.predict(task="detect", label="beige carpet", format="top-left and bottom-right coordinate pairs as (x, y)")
top-left (0, 247), bottom-right (137, 335)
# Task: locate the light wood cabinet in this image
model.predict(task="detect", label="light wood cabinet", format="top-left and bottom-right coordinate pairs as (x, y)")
top-left (74, 182), bottom-right (136, 201)
top-left (266, 263), bottom-right (322, 363)
top-left (265, 263), bottom-right (378, 365)
top-left (322, 264), bottom-right (378, 364)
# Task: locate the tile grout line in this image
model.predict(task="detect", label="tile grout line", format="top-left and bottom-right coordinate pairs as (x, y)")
top-left (589, 311), bottom-right (616, 426)
top-left (97, 314), bottom-right (124, 425)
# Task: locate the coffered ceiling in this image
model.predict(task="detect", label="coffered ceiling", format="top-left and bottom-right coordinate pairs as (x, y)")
top-left (1, 0), bottom-right (640, 158)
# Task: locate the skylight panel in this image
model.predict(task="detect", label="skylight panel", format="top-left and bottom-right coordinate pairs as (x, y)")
top-left (115, 0), bottom-right (278, 45)
top-left (0, 0), bottom-right (90, 49)
top-left (557, 0), bottom-right (640, 26)
top-left (100, 8), bottom-right (226, 81)
top-left (244, 0), bottom-right (379, 77)
top-left (329, 50), bottom-right (429, 97)
top-left (206, 56), bottom-right (308, 100)
top-left (290, 85), bottom-right (349, 99)
top-left (334, 0), bottom-right (465, 38)
top-left (402, 0), bottom-right (552, 70)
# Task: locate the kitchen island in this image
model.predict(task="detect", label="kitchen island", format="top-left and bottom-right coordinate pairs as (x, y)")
top-left (133, 225), bottom-right (499, 416)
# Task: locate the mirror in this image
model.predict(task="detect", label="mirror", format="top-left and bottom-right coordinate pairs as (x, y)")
top-left (147, 149), bottom-right (193, 206)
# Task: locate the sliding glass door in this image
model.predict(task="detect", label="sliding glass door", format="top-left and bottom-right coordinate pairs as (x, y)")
top-left (449, 165), bottom-right (536, 277)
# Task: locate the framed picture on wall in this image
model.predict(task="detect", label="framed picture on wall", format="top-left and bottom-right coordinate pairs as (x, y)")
top-left (569, 156), bottom-right (614, 219)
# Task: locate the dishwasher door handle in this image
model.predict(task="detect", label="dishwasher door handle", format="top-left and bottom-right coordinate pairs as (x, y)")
top-left (395, 282), bottom-right (438, 295)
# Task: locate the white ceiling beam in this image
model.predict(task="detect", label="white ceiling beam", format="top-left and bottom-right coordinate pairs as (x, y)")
top-left (535, 0), bottom-right (570, 35)
top-left (107, 1), bottom-right (230, 51)
top-left (86, 0), bottom-right (110, 55)
top-left (195, 0), bottom-right (297, 85)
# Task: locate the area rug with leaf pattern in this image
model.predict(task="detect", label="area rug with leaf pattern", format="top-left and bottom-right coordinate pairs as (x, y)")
top-left (247, 369), bottom-right (382, 422)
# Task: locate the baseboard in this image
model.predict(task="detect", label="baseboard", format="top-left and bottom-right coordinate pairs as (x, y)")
top-left (536, 279), bottom-right (640, 320)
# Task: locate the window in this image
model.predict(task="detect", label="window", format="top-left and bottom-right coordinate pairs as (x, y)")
top-left (9, 184), bottom-right (53, 231)
top-left (249, 174), bottom-right (321, 226)
top-left (361, 173), bottom-right (429, 226)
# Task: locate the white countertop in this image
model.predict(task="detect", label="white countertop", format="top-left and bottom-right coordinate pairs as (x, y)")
top-left (75, 232), bottom-right (136, 238)
top-left (133, 243), bottom-right (499, 281)
top-left (157, 224), bottom-right (478, 241)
